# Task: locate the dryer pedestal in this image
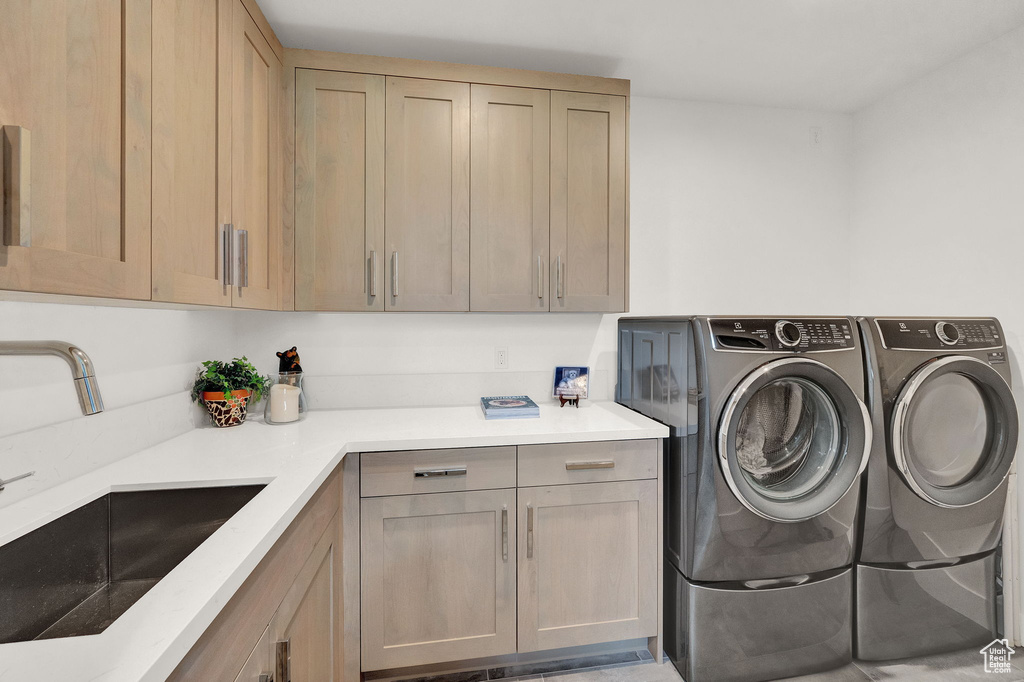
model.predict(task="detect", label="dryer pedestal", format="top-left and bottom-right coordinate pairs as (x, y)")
top-left (854, 552), bottom-right (998, 661)
top-left (664, 561), bottom-right (852, 682)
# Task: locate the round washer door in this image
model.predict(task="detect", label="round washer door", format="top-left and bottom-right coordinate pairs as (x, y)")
top-left (717, 357), bottom-right (871, 523)
top-left (892, 355), bottom-right (1018, 508)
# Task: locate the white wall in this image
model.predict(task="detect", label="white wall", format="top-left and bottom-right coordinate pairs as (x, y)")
top-left (850, 23), bottom-right (1024, 642)
top-left (0, 301), bottom-right (231, 438)
top-left (629, 97), bottom-right (852, 316)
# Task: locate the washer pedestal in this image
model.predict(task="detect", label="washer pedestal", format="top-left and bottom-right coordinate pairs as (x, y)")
top-left (664, 562), bottom-right (852, 682)
top-left (854, 552), bottom-right (997, 661)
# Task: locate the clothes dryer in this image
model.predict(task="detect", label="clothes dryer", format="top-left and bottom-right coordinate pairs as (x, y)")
top-left (855, 317), bottom-right (1018, 660)
top-left (618, 316), bottom-right (871, 682)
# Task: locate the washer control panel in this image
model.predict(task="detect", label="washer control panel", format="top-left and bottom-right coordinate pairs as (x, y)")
top-left (710, 318), bottom-right (855, 352)
top-left (876, 318), bottom-right (1003, 351)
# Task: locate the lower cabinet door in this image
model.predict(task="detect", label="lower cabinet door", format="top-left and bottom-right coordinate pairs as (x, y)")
top-left (518, 480), bottom-right (658, 652)
top-left (235, 516), bottom-right (338, 681)
top-left (361, 489), bottom-right (517, 671)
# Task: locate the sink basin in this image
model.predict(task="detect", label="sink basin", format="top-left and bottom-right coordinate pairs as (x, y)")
top-left (0, 484), bottom-right (265, 643)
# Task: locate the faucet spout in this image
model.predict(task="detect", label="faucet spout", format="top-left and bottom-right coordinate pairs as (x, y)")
top-left (0, 340), bottom-right (104, 415)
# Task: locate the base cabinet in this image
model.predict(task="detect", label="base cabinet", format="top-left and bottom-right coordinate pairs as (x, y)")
top-left (235, 516), bottom-right (337, 681)
top-left (517, 480), bottom-right (658, 652)
top-left (360, 489), bottom-right (517, 671)
top-left (357, 441), bottom-right (661, 674)
top-left (168, 471), bottom-right (342, 682)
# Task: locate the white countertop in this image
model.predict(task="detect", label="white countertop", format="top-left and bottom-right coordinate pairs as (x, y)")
top-left (0, 401), bottom-right (667, 682)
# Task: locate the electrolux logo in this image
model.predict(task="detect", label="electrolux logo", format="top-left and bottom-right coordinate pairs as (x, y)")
top-left (980, 638), bottom-right (1015, 674)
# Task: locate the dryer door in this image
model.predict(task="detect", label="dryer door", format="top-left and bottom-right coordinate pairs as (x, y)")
top-left (718, 357), bottom-right (871, 522)
top-left (892, 355), bottom-right (1018, 508)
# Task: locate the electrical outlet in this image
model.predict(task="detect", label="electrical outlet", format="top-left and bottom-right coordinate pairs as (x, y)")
top-left (809, 126), bottom-right (823, 146)
top-left (495, 346), bottom-right (508, 370)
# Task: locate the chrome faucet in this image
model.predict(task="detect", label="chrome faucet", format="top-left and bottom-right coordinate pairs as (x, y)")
top-left (0, 340), bottom-right (104, 415)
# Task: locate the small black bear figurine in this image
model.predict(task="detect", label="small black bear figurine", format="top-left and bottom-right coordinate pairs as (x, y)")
top-left (276, 346), bottom-right (303, 373)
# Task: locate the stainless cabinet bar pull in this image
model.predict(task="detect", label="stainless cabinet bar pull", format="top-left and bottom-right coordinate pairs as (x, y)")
top-left (414, 467), bottom-right (467, 478)
top-left (501, 506), bottom-right (508, 562)
top-left (556, 255), bottom-right (564, 299)
top-left (537, 255), bottom-right (543, 299)
top-left (2, 126), bottom-right (31, 248)
top-left (565, 460), bottom-right (615, 471)
top-left (526, 504), bottom-right (534, 559)
top-left (0, 470), bottom-right (35, 493)
top-left (275, 639), bottom-right (290, 682)
top-left (391, 251), bottom-right (399, 297)
top-left (237, 229), bottom-right (249, 292)
top-left (369, 250), bottom-right (377, 297)
top-left (221, 224), bottom-right (233, 286)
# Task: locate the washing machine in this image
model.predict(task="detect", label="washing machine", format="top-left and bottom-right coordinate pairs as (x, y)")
top-left (618, 316), bottom-right (871, 682)
top-left (855, 317), bottom-right (1019, 660)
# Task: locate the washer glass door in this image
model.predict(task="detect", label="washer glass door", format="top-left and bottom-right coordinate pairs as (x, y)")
top-left (719, 358), bottom-right (871, 522)
top-left (893, 356), bottom-right (1018, 508)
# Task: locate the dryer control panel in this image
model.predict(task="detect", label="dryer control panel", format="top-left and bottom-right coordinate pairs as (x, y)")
top-left (710, 318), bottom-right (855, 352)
top-left (876, 318), bottom-right (1004, 351)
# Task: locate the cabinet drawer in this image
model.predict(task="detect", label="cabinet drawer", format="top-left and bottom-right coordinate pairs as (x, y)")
top-left (517, 439), bottom-right (658, 487)
top-left (360, 447), bottom-right (516, 497)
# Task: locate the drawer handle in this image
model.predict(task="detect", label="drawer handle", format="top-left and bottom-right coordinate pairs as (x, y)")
top-left (501, 506), bottom-right (508, 562)
top-left (527, 504), bottom-right (534, 559)
top-left (414, 467), bottom-right (467, 478)
top-left (565, 461), bottom-right (615, 471)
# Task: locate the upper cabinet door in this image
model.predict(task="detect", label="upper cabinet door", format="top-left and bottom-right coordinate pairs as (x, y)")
top-left (470, 86), bottom-right (549, 312)
top-left (294, 70), bottom-right (385, 311)
top-left (385, 77), bottom-right (469, 312)
top-left (231, 0), bottom-right (281, 310)
top-left (550, 92), bottom-right (626, 313)
top-left (0, 0), bottom-right (151, 299)
top-left (152, 0), bottom-right (232, 306)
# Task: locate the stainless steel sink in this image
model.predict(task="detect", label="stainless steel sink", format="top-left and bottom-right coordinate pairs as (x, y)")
top-left (0, 484), bottom-right (265, 643)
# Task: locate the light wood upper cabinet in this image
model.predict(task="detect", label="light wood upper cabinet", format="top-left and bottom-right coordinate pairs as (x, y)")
top-left (151, 0), bottom-right (282, 309)
top-left (231, 0), bottom-right (282, 310)
top-left (152, 0), bottom-right (232, 306)
top-left (550, 91), bottom-right (627, 313)
top-left (0, 0), bottom-right (151, 299)
top-left (294, 70), bottom-right (385, 311)
top-left (361, 489), bottom-right (517, 670)
top-left (470, 85), bottom-right (550, 312)
top-left (384, 77), bottom-right (470, 312)
top-left (518, 480), bottom-right (658, 652)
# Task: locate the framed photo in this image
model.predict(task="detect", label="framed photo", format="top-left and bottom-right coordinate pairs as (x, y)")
top-left (553, 366), bottom-right (589, 399)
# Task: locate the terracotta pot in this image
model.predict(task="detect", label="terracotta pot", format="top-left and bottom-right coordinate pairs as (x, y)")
top-left (201, 389), bottom-right (252, 428)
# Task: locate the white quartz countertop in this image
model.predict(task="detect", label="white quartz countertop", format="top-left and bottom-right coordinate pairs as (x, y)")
top-left (0, 401), bottom-right (667, 682)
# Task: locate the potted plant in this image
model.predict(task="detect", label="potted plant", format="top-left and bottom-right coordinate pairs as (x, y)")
top-left (190, 357), bottom-right (272, 428)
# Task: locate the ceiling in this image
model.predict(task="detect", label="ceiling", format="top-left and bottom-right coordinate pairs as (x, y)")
top-left (259, 0), bottom-right (1024, 112)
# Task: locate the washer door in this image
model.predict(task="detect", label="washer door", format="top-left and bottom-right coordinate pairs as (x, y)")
top-left (718, 358), bottom-right (871, 522)
top-left (892, 356), bottom-right (1018, 508)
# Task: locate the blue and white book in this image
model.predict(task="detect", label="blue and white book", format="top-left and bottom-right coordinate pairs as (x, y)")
top-left (480, 395), bottom-right (540, 419)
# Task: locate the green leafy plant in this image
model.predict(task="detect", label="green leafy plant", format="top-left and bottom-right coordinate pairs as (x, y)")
top-left (190, 356), bottom-right (273, 403)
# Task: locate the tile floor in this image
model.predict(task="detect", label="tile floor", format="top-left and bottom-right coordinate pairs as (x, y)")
top-left (438, 646), bottom-right (1024, 681)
